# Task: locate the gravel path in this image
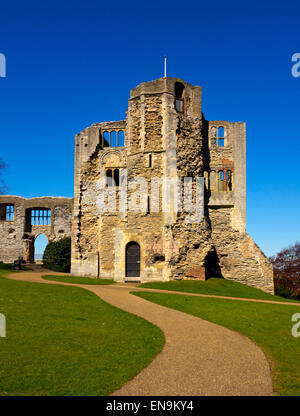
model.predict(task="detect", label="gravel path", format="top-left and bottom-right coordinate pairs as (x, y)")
top-left (7, 268), bottom-right (274, 396)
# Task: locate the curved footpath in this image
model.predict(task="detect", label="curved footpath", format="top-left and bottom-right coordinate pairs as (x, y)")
top-left (7, 268), bottom-right (275, 396)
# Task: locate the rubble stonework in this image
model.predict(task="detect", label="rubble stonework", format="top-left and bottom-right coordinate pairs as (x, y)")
top-left (0, 196), bottom-right (73, 263)
top-left (71, 77), bottom-right (274, 293)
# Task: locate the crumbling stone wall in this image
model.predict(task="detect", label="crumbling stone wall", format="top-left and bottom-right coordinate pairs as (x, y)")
top-left (0, 196), bottom-right (73, 263)
top-left (71, 76), bottom-right (274, 293)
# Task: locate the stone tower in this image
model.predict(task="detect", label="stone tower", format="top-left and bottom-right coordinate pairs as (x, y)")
top-left (71, 77), bottom-right (274, 293)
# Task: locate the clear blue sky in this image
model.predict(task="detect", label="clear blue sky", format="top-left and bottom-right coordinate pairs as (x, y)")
top-left (0, 0), bottom-right (299, 257)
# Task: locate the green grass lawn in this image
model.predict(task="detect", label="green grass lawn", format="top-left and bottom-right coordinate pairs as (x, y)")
top-left (139, 278), bottom-right (300, 303)
top-left (133, 290), bottom-right (300, 396)
top-left (42, 275), bottom-right (115, 285)
top-left (0, 265), bottom-right (164, 395)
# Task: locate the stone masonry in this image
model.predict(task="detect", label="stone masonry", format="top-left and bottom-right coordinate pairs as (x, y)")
top-left (71, 77), bottom-right (274, 293)
top-left (0, 196), bottom-right (73, 263)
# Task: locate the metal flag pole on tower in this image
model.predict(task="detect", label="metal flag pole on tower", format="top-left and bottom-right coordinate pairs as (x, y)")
top-left (164, 56), bottom-right (167, 78)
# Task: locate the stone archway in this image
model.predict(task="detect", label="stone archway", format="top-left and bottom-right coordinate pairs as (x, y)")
top-left (204, 248), bottom-right (223, 279)
top-left (34, 233), bottom-right (48, 262)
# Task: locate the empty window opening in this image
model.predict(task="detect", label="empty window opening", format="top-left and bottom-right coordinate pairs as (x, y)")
top-left (218, 171), bottom-right (224, 191)
top-left (210, 126), bottom-right (226, 147)
top-left (106, 169), bottom-right (113, 186)
top-left (218, 138), bottom-right (224, 147)
top-left (113, 169), bottom-right (120, 187)
top-left (0, 204), bottom-right (14, 221)
top-left (218, 126), bottom-right (224, 138)
top-left (110, 131), bottom-right (117, 148)
top-left (102, 130), bottom-right (125, 148)
top-left (149, 154), bottom-right (152, 168)
top-left (103, 131), bottom-right (110, 147)
top-left (218, 126), bottom-right (225, 147)
top-left (31, 209), bottom-right (51, 226)
top-left (174, 82), bottom-right (184, 113)
top-left (154, 255), bottom-right (165, 262)
top-left (34, 233), bottom-right (48, 261)
top-left (146, 195), bottom-right (150, 214)
top-left (226, 170), bottom-right (233, 191)
top-left (175, 82), bottom-right (184, 98)
top-left (118, 130), bottom-right (125, 147)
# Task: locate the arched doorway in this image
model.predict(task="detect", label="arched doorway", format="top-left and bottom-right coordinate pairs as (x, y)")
top-left (204, 248), bottom-right (223, 279)
top-left (34, 234), bottom-right (48, 262)
top-left (126, 242), bottom-right (140, 278)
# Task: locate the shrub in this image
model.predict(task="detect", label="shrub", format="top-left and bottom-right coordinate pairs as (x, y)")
top-left (43, 237), bottom-right (71, 273)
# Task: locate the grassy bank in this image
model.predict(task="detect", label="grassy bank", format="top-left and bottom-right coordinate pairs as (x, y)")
top-left (0, 265), bottom-right (164, 395)
top-left (139, 278), bottom-right (300, 303)
top-left (133, 290), bottom-right (300, 396)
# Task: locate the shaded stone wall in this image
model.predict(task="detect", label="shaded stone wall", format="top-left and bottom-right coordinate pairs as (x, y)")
top-left (0, 196), bottom-right (73, 263)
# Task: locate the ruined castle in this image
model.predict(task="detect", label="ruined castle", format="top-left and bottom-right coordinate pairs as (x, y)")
top-left (0, 77), bottom-right (274, 293)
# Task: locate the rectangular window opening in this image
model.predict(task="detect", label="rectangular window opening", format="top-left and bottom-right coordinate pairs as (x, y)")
top-left (6, 205), bottom-right (14, 221)
top-left (30, 209), bottom-right (51, 226)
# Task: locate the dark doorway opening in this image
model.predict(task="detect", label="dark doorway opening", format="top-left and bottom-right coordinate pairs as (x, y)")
top-left (204, 248), bottom-right (223, 279)
top-left (126, 242), bottom-right (140, 279)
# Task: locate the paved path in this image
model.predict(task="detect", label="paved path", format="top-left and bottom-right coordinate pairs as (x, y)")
top-left (7, 268), bottom-right (274, 396)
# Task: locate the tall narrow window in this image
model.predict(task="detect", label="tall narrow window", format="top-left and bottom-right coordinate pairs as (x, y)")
top-left (218, 126), bottom-right (225, 147)
top-left (210, 127), bottom-right (217, 145)
top-left (118, 130), bottom-right (125, 147)
top-left (106, 169), bottom-right (113, 186)
top-left (6, 205), bottom-right (14, 221)
top-left (149, 154), bottom-right (152, 168)
top-left (174, 82), bottom-right (184, 113)
top-left (218, 171), bottom-right (224, 191)
top-left (146, 196), bottom-right (150, 214)
top-left (226, 170), bottom-right (233, 191)
top-left (103, 131), bottom-right (110, 147)
top-left (110, 131), bottom-right (117, 147)
top-left (113, 169), bottom-right (120, 187)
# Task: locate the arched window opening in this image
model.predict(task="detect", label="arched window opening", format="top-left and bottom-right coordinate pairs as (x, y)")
top-left (113, 169), bottom-right (120, 187)
top-left (174, 82), bottom-right (184, 113)
top-left (106, 169), bottom-right (113, 187)
top-left (218, 170), bottom-right (224, 191)
top-left (103, 131), bottom-right (110, 147)
top-left (118, 130), bottom-right (125, 147)
top-left (218, 126), bottom-right (224, 138)
top-left (34, 234), bottom-right (48, 262)
top-left (218, 126), bottom-right (225, 147)
top-left (210, 126), bottom-right (226, 147)
top-left (110, 131), bottom-right (117, 148)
